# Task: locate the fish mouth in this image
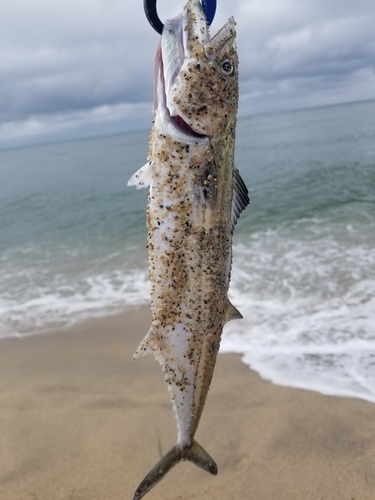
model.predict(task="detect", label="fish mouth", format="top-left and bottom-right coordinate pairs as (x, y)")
top-left (154, 2), bottom-right (209, 140)
top-left (169, 115), bottom-right (207, 139)
top-left (155, 41), bottom-right (208, 139)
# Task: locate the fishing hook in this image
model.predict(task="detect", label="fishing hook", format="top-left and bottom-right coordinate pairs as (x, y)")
top-left (143, 0), bottom-right (217, 35)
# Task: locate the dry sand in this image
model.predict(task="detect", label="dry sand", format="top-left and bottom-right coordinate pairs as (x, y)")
top-left (1, 306), bottom-right (374, 500)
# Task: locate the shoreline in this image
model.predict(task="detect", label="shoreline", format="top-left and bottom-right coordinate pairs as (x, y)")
top-left (1, 308), bottom-right (374, 499)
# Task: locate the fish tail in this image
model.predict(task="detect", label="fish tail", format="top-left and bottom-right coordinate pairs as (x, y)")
top-left (133, 439), bottom-right (217, 500)
top-left (185, 439), bottom-right (218, 473)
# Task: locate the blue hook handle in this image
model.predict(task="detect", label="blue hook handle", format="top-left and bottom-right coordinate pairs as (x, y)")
top-left (144, 0), bottom-right (217, 35)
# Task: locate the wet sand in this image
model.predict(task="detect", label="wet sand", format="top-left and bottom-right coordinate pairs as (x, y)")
top-left (1, 307), bottom-right (374, 500)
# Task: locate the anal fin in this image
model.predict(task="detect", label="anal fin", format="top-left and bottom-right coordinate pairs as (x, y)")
top-left (133, 327), bottom-right (158, 359)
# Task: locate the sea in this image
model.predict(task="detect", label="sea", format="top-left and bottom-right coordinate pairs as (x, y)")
top-left (1, 100), bottom-right (375, 404)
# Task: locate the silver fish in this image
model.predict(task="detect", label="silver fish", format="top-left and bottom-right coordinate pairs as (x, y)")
top-left (128, 0), bottom-right (249, 498)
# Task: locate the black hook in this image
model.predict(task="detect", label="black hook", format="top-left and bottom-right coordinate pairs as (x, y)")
top-left (144, 0), bottom-right (217, 35)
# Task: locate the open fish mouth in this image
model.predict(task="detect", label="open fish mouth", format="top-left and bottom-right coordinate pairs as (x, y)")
top-left (155, 44), bottom-right (209, 139)
top-left (153, 4), bottom-right (210, 140)
top-left (169, 115), bottom-right (207, 138)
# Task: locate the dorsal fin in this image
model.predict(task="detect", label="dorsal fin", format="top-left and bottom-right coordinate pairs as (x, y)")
top-left (231, 167), bottom-right (249, 231)
top-left (128, 162), bottom-right (153, 189)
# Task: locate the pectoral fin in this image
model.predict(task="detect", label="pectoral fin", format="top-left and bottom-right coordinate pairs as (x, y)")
top-left (128, 162), bottom-right (153, 189)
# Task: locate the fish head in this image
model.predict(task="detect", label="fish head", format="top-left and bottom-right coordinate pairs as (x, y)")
top-left (155, 0), bottom-right (238, 141)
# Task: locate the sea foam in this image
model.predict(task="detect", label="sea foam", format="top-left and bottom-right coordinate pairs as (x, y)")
top-left (222, 218), bottom-right (375, 404)
top-left (0, 268), bottom-right (149, 339)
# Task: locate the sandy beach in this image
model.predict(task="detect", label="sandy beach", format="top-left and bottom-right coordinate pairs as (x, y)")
top-left (0, 306), bottom-right (374, 500)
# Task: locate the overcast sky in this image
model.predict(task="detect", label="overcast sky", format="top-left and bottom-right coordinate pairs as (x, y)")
top-left (1, 0), bottom-right (375, 148)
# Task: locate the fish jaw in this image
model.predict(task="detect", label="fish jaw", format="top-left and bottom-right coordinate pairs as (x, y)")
top-left (155, 0), bottom-right (238, 140)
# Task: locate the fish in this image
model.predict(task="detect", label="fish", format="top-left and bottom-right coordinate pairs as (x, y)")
top-left (127, 0), bottom-right (249, 498)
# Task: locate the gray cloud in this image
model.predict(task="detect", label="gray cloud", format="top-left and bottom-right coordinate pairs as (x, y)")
top-left (1, 0), bottom-right (375, 148)
top-left (234, 0), bottom-right (375, 113)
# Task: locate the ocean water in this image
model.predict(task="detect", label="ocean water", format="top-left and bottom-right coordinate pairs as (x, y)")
top-left (1, 100), bottom-right (375, 403)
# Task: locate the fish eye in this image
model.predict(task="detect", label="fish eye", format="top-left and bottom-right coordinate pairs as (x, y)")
top-left (220, 59), bottom-right (234, 75)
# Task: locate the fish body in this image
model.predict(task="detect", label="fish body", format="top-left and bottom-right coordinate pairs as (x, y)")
top-left (128, 1), bottom-right (248, 498)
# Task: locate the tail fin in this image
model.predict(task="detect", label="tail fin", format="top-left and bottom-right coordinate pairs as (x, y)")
top-left (133, 439), bottom-right (217, 500)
